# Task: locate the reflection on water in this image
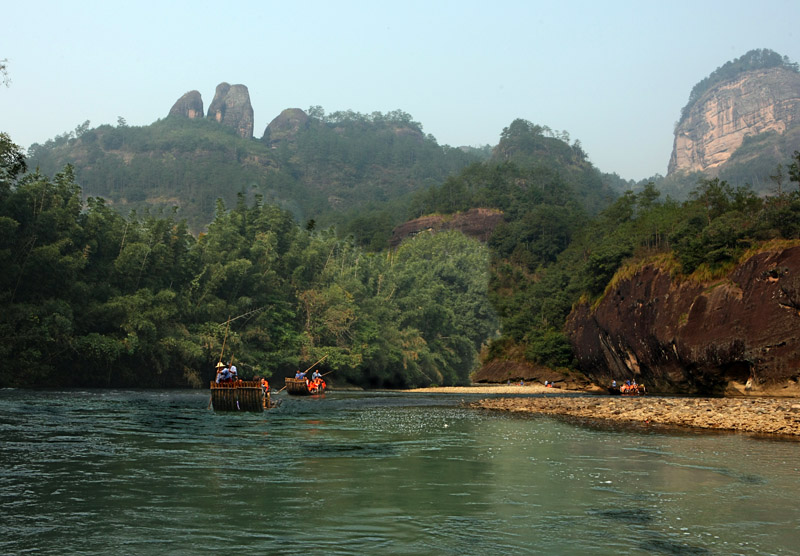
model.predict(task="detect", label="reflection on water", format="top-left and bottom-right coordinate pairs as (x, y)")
top-left (1, 389), bottom-right (799, 555)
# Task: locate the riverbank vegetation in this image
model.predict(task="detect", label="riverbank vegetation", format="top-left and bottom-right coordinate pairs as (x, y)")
top-left (1, 132), bottom-right (496, 388)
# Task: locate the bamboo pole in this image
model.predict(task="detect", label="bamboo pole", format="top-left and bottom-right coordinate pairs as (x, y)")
top-left (302, 354), bottom-right (328, 374)
top-left (218, 316), bottom-right (231, 366)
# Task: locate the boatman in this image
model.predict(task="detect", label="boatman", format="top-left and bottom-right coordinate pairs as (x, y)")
top-left (214, 361), bottom-right (226, 383)
top-left (229, 361), bottom-right (238, 381)
top-left (312, 369), bottom-right (322, 381)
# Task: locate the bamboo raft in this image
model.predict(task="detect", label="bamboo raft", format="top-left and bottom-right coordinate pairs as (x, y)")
top-left (210, 380), bottom-right (269, 411)
top-left (284, 377), bottom-right (327, 396)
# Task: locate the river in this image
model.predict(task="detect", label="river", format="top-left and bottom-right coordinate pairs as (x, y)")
top-left (1, 389), bottom-right (798, 555)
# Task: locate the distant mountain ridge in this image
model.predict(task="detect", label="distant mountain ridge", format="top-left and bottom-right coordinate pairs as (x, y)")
top-left (27, 102), bottom-right (485, 233)
top-left (25, 49), bottom-right (800, 235)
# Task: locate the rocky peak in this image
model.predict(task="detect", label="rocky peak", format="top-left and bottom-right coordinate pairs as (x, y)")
top-left (263, 108), bottom-right (310, 145)
top-left (168, 90), bottom-right (204, 119)
top-left (668, 66), bottom-right (800, 175)
top-left (206, 82), bottom-right (254, 139)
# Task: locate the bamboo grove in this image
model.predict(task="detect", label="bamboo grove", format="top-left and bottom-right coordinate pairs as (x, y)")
top-left (0, 133), bottom-right (497, 388)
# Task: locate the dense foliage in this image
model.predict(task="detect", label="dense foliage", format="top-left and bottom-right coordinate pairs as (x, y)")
top-left (1, 134), bottom-right (497, 388)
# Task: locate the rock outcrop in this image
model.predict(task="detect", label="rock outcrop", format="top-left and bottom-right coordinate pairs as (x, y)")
top-left (389, 208), bottom-right (504, 248)
top-left (168, 90), bottom-right (204, 119)
top-left (668, 67), bottom-right (800, 175)
top-left (565, 245), bottom-right (800, 395)
top-left (263, 108), bottom-right (310, 145)
top-left (206, 82), bottom-right (254, 139)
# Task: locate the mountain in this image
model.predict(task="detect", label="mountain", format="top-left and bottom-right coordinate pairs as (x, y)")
top-left (26, 88), bottom-right (486, 232)
top-left (662, 49), bottom-right (800, 196)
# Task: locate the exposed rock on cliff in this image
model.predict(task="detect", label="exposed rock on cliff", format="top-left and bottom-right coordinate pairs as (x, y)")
top-left (471, 358), bottom-right (593, 390)
top-left (263, 108), bottom-right (310, 145)
top-left (206, 82), bottom-right (254, 139)
top-left (168, 90), bottom-right (204, 119)
top-left (668, 67), bottom-right (800, 175)
top-left (565, 245), bottom-right (800, 396)
top-left (389, 208), bottom-right (504, 248)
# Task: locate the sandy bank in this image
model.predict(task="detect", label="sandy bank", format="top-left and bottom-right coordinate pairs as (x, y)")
top-left (471, 395), bottom-right (800, 437)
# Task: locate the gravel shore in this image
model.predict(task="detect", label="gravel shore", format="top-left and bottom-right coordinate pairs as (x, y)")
top-left (404, 385), bottom-right (800, 436)
top-left (471, 395), bottom-right (800, 437)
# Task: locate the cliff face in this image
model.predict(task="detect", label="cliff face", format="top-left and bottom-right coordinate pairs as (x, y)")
top-left (668, 68), bottom-right (800, 175)
top-left (564, 245), bottom-right (800, 395)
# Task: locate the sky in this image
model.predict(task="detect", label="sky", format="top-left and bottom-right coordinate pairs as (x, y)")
top-left (3, 0), bottom-right (799, 181)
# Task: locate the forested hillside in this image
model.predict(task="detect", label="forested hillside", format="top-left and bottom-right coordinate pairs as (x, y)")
top-left (1, 132), bottom-right (496, 388)
top-left (27, 109), bottom-right (487, 234)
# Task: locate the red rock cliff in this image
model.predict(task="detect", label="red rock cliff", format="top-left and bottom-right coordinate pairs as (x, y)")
top-left (565, 245), bottom-right (800, 395)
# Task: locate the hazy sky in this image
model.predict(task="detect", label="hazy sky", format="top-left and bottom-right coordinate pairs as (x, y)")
top-left (3, 0), bottom-right (799, 180)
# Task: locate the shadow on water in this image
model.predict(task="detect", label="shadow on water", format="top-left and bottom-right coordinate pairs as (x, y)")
top-left (300, 441), bottom-right (398, 458)
top-left (638, 536), bottom-right (712, 556)
top-left (587, 507), bottom-right (654, 524)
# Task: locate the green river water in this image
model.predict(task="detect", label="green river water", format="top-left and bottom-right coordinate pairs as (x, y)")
top-left (1, 389), bottom-right (798, 555)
